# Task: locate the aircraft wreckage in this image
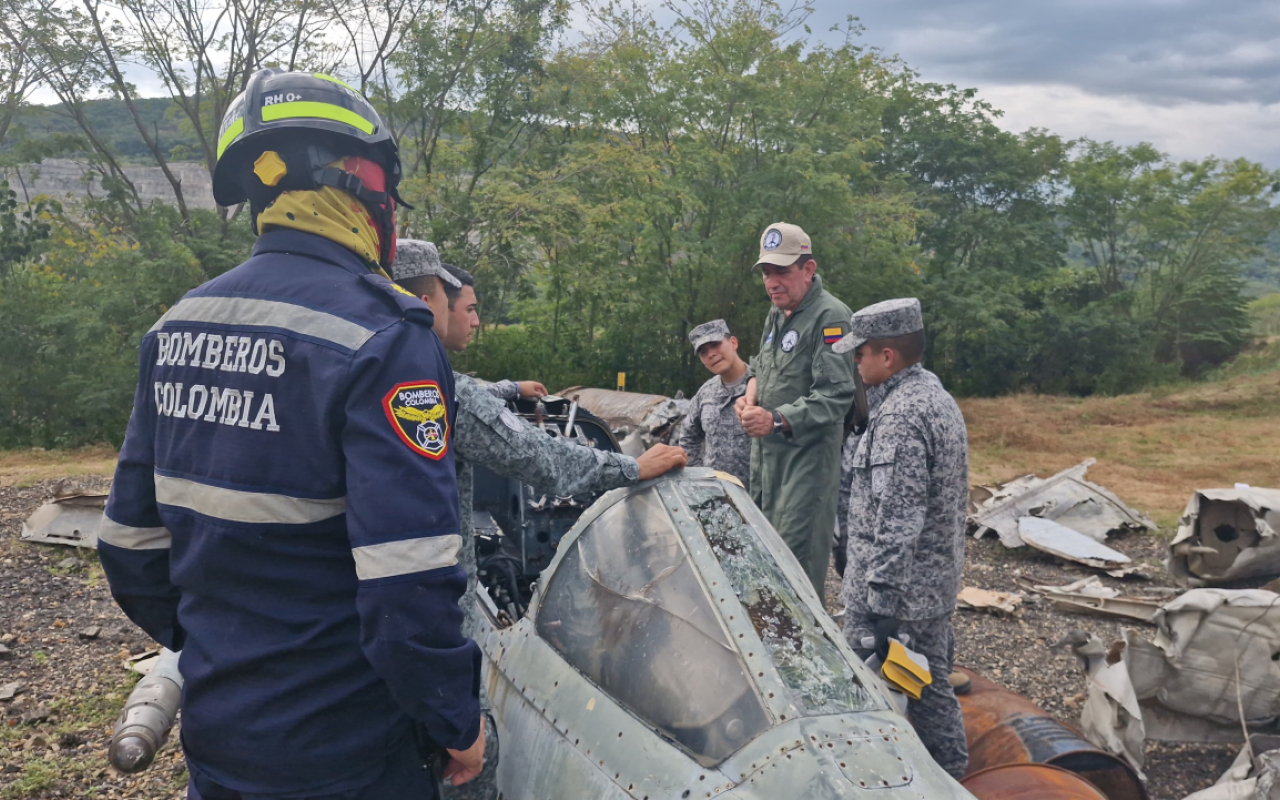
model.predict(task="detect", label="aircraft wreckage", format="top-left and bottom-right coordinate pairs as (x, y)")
top-left (101, 390), bottom-right (1142, 799)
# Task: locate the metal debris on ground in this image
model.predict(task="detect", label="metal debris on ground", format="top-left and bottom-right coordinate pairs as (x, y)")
top-left (956, 666), bottom-right (1148, 800)
top-left (110, 647), bottom-right (183, 774)
top-left (1181, 734), bottom-right (1280, 800)
top-left (956, 586), bottom-right (1024, 616)
top-left (19, 489), bottom-right (108, 548)
top-left (1018, 516), bottom-right (1135, 571)
top-left (1169, 485), bottom-right (1280, 587)
top-left (125, 648), bottom-right (162, 675)
top-left (1015, 576), bottom-right (1162, 624)
top-left (1061, 589), bottom-right (1280, 775)
top-left (557, 386), bottom-right (688, 453)
top-left (969, 459), bottom-right (1156, 547)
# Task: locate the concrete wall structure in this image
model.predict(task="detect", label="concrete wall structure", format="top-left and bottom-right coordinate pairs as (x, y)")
top-left (2, 159), bottom-right (216, 209)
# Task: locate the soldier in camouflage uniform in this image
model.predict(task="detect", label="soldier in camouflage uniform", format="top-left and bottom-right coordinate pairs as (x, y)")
top-left (831, 298), bottom-right (970, 779)
top-left (395, 255), bottom-right (686, 798)
top-left (395, 256), bottom-right (685, 643)
top-left (676, 319), bottom-right (752, 485)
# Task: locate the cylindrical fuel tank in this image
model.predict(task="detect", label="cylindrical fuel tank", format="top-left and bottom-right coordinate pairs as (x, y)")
top-left (956, 667), bottom-right (1146, 800)
top-left (109, 648), bottom-right (183, 773)
top-left (962, 763), bottom-right (1109, 800)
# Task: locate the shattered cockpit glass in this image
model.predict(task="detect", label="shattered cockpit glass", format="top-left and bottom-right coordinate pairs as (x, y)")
top-left (537, 488), bottom-right (771, 765)
top-left (678, 481), bottom-right (874, 716)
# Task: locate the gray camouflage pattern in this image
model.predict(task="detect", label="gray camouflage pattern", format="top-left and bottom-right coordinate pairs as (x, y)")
top-left (445, 372), bottom-right (640, 799)
top-left (688, 318), bottom-right (731, 352)
top-left (452, 371), bottom-right (641, 643)
top-left (832, 297), bottom-right (923, 355)
top-left (391, 239), bottom-right (461, 286)
top-left (840, 363), bottom-right (968, 621)
top-left (843, 613), bottom-right (968, 778)
top-left (675, 372), bottom-right (752, 485)
top-left (840, 365), bottom-right (969, 779)
top-left (486, 379), bottom-right (519, 401)
top-left (836, 382), bottom-right (885, 562)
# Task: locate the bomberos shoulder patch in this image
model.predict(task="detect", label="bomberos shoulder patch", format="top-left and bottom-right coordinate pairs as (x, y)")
top-left (383, 381), bottom-right (449, 459)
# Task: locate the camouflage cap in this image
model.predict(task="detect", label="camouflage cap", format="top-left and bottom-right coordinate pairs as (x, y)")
top-left (755, 222), bottom-right (812, 267)
top-left (391, 239), bottom-right (461, 288)
top-left (689, 319), bottom-right (732, 352)
top-left (832, 298), bottom-right (923, 354)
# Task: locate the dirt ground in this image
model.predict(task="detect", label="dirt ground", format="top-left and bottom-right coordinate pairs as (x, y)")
top-left (0, 477), bottom-right (186, 800)
top-left (2, 370), bottom-right (1277, 799)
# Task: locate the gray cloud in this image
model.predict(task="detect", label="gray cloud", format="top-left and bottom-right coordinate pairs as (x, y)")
top-left (794, 0), bottom-right (1280, 166)
top-left (821, 0), bottom-right (1280, 106)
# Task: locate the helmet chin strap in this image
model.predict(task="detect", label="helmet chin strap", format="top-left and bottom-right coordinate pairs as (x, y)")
top-left (246, 144), bottom-right (414, 268)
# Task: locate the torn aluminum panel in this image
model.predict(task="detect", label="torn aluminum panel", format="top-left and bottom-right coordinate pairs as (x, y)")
top-left (20, 491), bottom-right (107, 548)
top-left (557, 386), bottom-right (688, 449)
top-left (1059, 631), bottom-right (1149, 775)
top-left (1019, 516), bottom-right (1133, 570)
top-left (1181, 735), bottom-right (1280, 800)
top-left (1066, 589), bottom-right (1280, 773)
top-left (956, 586), bottom-right (1024, 616)
top-left (1169, 486), bottom-right (1280, 587)
top-left (970, 459), bottom-right (1156, 547)
top-left (1017, 576), bottom-right (1161, 624)
top-left (475, 468), bottom-right (976, 799)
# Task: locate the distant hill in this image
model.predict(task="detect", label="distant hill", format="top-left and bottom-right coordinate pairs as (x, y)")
top-left (2, 97), bottom-right (203, 163)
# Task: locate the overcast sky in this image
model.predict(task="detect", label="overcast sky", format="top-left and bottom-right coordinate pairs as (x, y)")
top-left (807, 0), bottom-right (1280, 168)
top-left (37, 1), bottom-right (1279, 168)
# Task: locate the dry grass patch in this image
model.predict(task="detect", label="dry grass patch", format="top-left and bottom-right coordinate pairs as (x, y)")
top-left (0, 445), bottom-right (117, 488)
top-left (961, 370), bottom-right (1280, 529)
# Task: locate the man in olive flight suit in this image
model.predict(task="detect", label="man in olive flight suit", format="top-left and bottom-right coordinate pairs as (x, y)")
top-left (735, 222), bottom-right (857, 601)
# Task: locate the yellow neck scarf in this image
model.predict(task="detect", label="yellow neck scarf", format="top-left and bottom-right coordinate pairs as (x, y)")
top-left (258, 184), bottom-right (383, 268)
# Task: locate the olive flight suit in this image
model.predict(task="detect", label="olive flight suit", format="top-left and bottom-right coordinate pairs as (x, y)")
top-left (749, 274), bottom-right (856, 601)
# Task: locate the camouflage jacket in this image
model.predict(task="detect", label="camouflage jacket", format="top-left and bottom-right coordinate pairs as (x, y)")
top-left (453, 373), bottom-right (640, 638)
top-left (840, 364), bottom-right (969, 621)
top-left (676, 371), bottom-right (752, 485)
top-left (837, 382), bottom-right (886, 553)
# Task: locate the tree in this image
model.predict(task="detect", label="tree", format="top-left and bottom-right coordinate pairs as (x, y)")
top-left (455, 0), bottom-right (925, 394)
top-left (1065, 142), bottom-right (1280, 374)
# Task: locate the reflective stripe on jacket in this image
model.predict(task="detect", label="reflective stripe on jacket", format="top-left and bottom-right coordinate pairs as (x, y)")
top-left (99, 229), bottom-right (478, 796)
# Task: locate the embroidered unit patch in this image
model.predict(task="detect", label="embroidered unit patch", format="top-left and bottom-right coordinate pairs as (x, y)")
top-left (383, 380), bottom-right (449, 459)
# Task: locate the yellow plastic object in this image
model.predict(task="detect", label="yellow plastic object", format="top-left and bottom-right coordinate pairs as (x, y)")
top-left (880, 639), bottom-right (932, 700)
top-left (253, 151), bottom-right (288, 186)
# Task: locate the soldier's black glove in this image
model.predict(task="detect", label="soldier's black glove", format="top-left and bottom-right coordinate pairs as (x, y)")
top-left (868, 613), bottom-right (901, 665)
top-left (833, 527), bottom-right (848, 578)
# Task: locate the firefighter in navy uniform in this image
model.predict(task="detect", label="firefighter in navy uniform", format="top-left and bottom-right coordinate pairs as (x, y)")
top-left (96, 69), bottom-right (484, 799)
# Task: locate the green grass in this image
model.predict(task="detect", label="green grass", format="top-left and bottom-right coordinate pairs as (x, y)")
top-left (0, 672), bottom-right (140, 799)
top-left (1, 757), bottom-right (61, 798)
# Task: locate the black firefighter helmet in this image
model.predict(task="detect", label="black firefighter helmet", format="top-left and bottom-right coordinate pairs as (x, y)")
top-left (212, 69), bottom-right (412, 267)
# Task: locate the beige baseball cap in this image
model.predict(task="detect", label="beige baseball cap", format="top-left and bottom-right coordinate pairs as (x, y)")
top-left (755, 222), bottom-right (812, 267)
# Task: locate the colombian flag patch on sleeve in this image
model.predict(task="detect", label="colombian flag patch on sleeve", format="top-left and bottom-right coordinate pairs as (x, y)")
top-left (823, 327), bottom-right (844, 344)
